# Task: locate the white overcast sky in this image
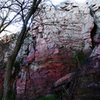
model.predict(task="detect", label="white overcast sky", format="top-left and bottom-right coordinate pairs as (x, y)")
top-left (51, 0), bottom-right (87, 5)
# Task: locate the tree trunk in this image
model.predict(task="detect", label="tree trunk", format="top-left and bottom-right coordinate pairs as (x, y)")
top-left (2, 0), bottom-right (41, 100)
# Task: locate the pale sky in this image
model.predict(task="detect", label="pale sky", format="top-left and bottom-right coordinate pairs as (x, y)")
top-left (50, 0), bottom-right (66, 5)
top-left (51, 0), bottom-right (87, 5)
top-left (74, 0), bottom-right (87, 3)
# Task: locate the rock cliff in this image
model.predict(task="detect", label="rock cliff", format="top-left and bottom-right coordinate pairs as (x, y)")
top-left (15, 1), bottom-right (94, 99)
top-left (0, 0), bottom-right (100, 100)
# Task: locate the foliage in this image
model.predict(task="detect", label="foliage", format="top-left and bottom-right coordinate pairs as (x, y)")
top-left (35, 95), bottom-right (56, 100)
top-left (14, 61), bottom-right (20, 67)
top-left (73, 50), bottom-right (92, 69)
top-left (74, 51), bottom-right (87, 63)
top-left (10, 93), bottom-right (16, 100)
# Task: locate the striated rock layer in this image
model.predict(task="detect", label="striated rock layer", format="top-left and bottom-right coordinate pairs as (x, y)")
top-left (31, 2), bottom-right (93, 53)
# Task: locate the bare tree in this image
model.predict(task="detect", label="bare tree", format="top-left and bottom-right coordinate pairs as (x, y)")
top-left (0, 0), bottom-right (18, 34)
top-left (2, 0), bottom-right (42, 100)
top-left (0, 0), bottom-right (34, 34)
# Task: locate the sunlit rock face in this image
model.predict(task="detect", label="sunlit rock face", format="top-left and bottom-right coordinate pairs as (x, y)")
top-left (31, 2), bottom-right (93, 54)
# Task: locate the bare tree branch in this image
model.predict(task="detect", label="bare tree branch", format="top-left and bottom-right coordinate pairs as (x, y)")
top-left (2, 0), bottom-right (42, 100)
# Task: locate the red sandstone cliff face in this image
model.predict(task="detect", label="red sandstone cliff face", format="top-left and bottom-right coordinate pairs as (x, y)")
top-left (16, 47), bottom-right (74, 99)
top-left (0, 47), bottom-right (74, 99)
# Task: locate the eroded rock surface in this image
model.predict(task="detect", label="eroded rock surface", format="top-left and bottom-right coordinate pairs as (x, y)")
top-left (15, 2), bottom-right (94, 99)
top-left (1, 1), bottom-right (100, 100)
top-left (31, 2), bottom-right (93, 53)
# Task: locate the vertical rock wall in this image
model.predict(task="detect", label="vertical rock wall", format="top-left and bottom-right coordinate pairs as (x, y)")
top-left (15, 2), bottom-right (95, 99)
top-left (31, 2), bottom-right (93, 53)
